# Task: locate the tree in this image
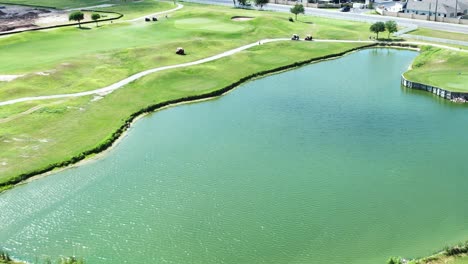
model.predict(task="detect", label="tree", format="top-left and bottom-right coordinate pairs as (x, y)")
top-left (91, 13), bottom-right (101, 27)
top-left (238, 0), bottom-right (249, 5)
top-left (369, 21), bottom-right (385, 39)
top-left (290, 4), bottom-right (305, 21)
top-left (69, 11), bottom-right (84, 28)
top-left (233, 0), bottom-right (236, 6)
top-left (254, 0), bottom-right (269, 9)
top-left (384, 20), bottom-right (397, 39)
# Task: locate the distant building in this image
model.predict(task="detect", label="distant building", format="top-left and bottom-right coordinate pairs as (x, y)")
top-left (405, 0), bottom-right (468, 18)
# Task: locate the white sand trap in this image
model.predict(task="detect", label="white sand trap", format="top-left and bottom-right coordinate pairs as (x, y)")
top-left (231, 16), bottom-right (254, 21)
top-left (0, 75), bottom-right (23, 82)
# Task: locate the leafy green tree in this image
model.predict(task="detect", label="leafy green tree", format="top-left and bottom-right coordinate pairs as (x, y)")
top-left (290, 4), bottom-right (305, 20)
top-left (238, 0), bottom-right (249, 5)
top-left (369, 21), bottom-right (385, 39)
top-left (254, 0), bottom-right (269, 9)
top-left (69, 11), bottom-right (84, 28)
top-left (91, 13), bottom-right (101, 27)
top-left (385, 20), bottom-right (397, 39)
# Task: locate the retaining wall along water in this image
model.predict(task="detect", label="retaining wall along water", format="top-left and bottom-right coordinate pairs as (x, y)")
top-left (401, 75), bottom-right (468, 102)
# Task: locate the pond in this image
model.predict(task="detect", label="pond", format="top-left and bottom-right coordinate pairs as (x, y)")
top-left (1, 48), bottom-right (467, 264)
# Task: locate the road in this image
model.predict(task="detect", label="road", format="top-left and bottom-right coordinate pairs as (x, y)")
top-left (182, 0), bottom-right (468, 34)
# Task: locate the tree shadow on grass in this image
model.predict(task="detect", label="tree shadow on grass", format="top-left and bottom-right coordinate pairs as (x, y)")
top-left (78, 26), bottom-right (92, 30)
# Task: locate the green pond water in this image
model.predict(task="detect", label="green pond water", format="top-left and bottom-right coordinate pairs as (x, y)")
top-left (1, 49), bottom-right (468, 264)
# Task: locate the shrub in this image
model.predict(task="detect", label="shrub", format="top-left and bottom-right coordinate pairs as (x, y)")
top-left (0, 250), bottom-right (12, 262)
top-left (387, 257), bottom-right (403, 264)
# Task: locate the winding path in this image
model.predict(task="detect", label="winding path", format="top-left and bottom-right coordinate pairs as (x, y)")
top-left (128, 3), bottom-right (184, 22)
top-left (0, 38), bottom-right (465, 107)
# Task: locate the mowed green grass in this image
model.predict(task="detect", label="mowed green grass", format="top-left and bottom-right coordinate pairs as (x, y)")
top-left (452, 256), bottom-right (468, 264)
top-left (0, 41), bottom-right (368, 184)
top-left (404, 46), bottom-right (468, 92)
top-left (175, 17), bottom-right (247, 32)
top-left (408, 28), bottom-right (468, 42)
top-left (0, 3), bottom-right (371, 101)
top-left (94, 0), bottom-right (174, 20)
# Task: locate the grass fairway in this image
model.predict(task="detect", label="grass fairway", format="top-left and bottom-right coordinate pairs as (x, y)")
top-left (94, 0), bottom-right (174, 20)
top-left (453, 257), bottom-right (468, 264)
top-left (0, 3), bottom-right (371, 101)
top-left (174, 17), bottom-right (248, 32)
top-left (408, 28), bottom-right (468, 42)
top-left (404, 46), bottom-right (468, 92)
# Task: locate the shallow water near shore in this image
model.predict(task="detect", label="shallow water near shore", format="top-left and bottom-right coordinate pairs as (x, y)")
top-left (1, 48), bottom-right (468, 264)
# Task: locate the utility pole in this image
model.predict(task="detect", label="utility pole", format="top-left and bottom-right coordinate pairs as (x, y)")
top-left (434, 0), bottom-right (439, 21)
top-left (455, 0), bottom-right (458, 17)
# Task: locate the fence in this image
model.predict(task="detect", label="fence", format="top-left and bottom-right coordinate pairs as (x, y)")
top-left (270, 0), bottom-right (341, 8)
top-left (380, 10), bottom-right (468, 24)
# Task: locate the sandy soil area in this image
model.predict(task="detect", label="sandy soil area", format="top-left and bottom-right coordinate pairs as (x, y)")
top-left (0, 4), bottom-right (70, 32)
top-left (231, 16), bottom-right (254, 21)
top-left (0, 4), bottom-right (103, 33)
top-left (0, 74), bottom-right (24, 81)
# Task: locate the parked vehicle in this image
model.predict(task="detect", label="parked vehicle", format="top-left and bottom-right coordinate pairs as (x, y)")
top-left (305, 35), bottom-right (313, 41)
top-left (291, 34), bottom-right (300, 41)
top-left (340, 6), bottom-right (351, 12)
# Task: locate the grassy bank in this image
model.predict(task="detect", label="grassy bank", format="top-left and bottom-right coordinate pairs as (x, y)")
top-left (408, 28), bottom-right (468, 42)
top-left (403, 46), bottom-right (468, 92)
top-left (389, 241), bottom-right (468, 264)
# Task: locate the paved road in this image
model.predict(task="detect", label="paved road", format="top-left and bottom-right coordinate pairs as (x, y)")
top-left (182, 0), bottom-right (468, 34)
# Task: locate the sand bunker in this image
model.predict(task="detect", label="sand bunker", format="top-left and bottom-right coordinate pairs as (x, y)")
top-left (0, 75), bottom-right (23, 82)
top-left (231, 16), bottom-right (254, 21)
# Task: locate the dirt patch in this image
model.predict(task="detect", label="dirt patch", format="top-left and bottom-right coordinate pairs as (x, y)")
top-left (231, 16), bottom-right (254, 21)
top-left (0, 4), bottom-right (71, 33)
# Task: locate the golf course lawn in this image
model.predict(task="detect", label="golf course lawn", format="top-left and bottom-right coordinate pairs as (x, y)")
top-left (404, 46), bottom-right (468, 92)
top-left (94, 0), bottom-right (175, 20)
top-left (408, 28), bottom-right (468, 42)
top-left (453, 257), bottom-right (468, 264)
top-left (0, 3), bottom-right (371, 102)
